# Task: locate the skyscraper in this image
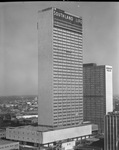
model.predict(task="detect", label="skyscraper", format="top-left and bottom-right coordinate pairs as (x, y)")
top-left (38, 7), bottom-right (83, 129)
top-left (104, 111), bottom-right (119, 150)
top-left (83, 63), bottom-right (113, 132)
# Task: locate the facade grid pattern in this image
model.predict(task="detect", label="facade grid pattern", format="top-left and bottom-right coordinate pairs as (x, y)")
top-left (53, 12), bottom-right (83, 127)
top-left (38, 7), bottom-right (83, 129)
top-left (83, 64), bottom-right (106, 132)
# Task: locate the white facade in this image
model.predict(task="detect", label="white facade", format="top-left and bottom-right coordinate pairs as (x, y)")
top-left (105, 65), bottom-right (113, 113)
top-left (42, 124), bottom-right (92, 144)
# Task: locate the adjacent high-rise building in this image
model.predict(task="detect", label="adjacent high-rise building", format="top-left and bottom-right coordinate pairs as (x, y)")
top-left (38, 7), bottom-right (83, 128)
top-left (83, 63), bottom-right (113, 132)
top-left (104, 111), bottom-right (119, 150)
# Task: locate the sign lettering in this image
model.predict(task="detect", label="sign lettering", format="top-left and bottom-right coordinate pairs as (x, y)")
top-left (106, 67), bottom-right (112, 72)
top-left (53, 8), bottom-right (82, 26)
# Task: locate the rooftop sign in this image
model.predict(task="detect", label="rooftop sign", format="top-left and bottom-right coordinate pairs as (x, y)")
top-left (53, 8), bottom-right (82, 26)
top-left (106, 67), bottom-right (112, 72)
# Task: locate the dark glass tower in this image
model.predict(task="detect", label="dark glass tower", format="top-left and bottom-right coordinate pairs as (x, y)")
top-left (83, 63), bottom-right (113, 132)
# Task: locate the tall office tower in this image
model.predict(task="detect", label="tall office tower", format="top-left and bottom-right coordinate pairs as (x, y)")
top-left (38, 7), bottom-right (83, 129)
top-left (83, 63), bottom-right (113, 132)
top-left (104, 112), bottom-right (119, 150)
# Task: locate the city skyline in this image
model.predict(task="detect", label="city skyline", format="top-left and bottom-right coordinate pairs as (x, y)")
top-left (0, 2), bottom-right (119, 96)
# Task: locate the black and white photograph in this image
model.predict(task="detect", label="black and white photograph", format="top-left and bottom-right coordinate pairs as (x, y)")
top-left (0, 1), bottom-right (119, 150)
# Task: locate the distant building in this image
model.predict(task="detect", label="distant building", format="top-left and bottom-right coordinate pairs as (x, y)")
top-left (0, 140), bottom-right (19, 150)
top-left (114, 101), bottom-right (119, 111)
top-left (104, 111), bottom-right (119, 150)
top-left (83, 63), bottom-right (113, 132)
top-left (38, 7), bottom-right (83, 129)
top-left (0, 129), bottom-right (6, 138)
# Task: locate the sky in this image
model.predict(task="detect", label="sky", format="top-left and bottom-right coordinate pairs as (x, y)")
top-left (0, 2), bottom-right (119, 96)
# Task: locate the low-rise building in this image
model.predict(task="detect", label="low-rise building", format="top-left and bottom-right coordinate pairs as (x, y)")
top-left (0, 129), bottom-right (6, 138)
top-left (6, 123), bottom-right (98, 147)
top-left (0, 140), bottom-right (19, 150)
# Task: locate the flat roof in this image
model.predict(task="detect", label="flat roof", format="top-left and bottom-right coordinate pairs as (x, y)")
top-left (107, 111), bottom-right (119, 116)
top-left (38, 7), bottom-right (82, 19)
top-left (83, 63), bottom-right (97, 67)
top-left (0, 140), bottom-right (18, 145)
top-left (8, 125), bottom-right (52, 132)
top-left (83, 63), bottom-right (112, 68)
top-left (8, 123), bottom-right (92, 132)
